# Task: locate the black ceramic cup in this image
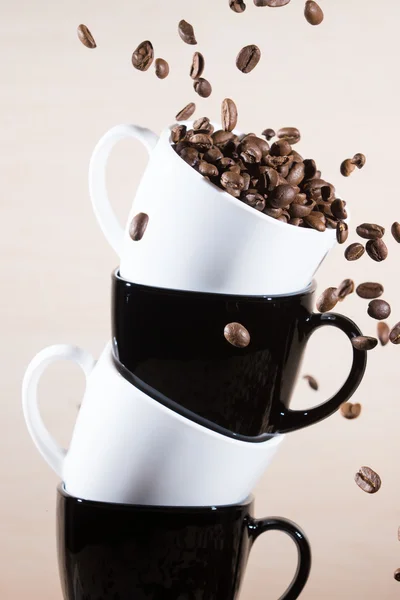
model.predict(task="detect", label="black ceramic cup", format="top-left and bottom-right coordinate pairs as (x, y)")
top-left (112, 270), bottom-right (367, 440)
top-left (57, 485), bottom-right (311, 600)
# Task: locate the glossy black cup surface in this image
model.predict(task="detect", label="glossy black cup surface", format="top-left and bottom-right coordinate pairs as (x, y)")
top-left (57, 485), bottom-right (311, 600)
top-left (112, 270), bottom-right (367, 439)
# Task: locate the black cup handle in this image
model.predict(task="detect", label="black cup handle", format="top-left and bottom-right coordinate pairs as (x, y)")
top-left (247, 516), bottom-right (311, 600)
top-left (277, 312), bottom-right (367, 434)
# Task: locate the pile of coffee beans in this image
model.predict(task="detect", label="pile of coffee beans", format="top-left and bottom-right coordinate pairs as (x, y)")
top-left (171, 99), bottom-right (348, 233)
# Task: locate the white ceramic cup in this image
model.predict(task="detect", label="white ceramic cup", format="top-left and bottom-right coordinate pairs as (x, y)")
top-left (22, 342), bottom-right (284, 506)
top-left (89, 122), bottom-right (339, 296)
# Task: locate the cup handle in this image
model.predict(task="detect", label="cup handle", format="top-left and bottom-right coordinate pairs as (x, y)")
top-left (247, 516), bottom-right (311, 600)
top-left (277, 312), bottom-right (367, 433)
top-left (88, 124), bottom-right (159, 256)
top-left (22, 345), bottom-right (96, 476)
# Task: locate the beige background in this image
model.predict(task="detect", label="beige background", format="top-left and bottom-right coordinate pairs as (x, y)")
top-left (1, 0), bottom-right (400, 597)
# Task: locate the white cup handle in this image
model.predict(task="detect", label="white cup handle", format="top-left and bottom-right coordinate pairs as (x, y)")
top-left (89, 124), bottom-right (159, 256)
top-left (22, 345), bottom-right (96, 476)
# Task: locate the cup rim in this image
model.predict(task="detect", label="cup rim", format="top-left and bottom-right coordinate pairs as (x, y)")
top-left (163, 122), bottom-right (346, 237)
top-left (58, 483), bottom-right (254, 512)
top-left (113, 268), bottom-right (317, 300)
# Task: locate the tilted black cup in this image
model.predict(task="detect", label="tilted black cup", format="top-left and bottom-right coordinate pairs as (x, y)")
top-left (57, 485), bottom-right (311, 600)
top-left (112, 270), bottom-right (367, 440)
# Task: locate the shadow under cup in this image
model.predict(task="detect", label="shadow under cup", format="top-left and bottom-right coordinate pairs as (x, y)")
top-left (112, 271), bottom-right (367, 439)
top-left (57, 485), bottom-right (311, 600)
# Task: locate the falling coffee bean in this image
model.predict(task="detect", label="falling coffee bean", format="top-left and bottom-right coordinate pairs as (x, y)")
top-left (77, 24), bottom-right (97, 49)
top-left (303, 375), bottom-right (318, 391)
top-left (236, 44), bottom-right (261, 73)
top-left (316, 287), bottom-right (338, 313)
top-left (262, 128), bottom-right (276, 141)
top-left (254, 0), bottom-right (291, 5)
top-left (340, 159), bottom-right (356, 177)
top-left (368, 299), bottom-right (391, 321)
top-left (391, 222), bottom-right (400, 243)
top-left (155, 58), bottom-right (169, 79)
top-left (175, 102), bottom-right (196, 121)
top-left (356, 282), bottom-right (384, 300)
top-left (394, 570), bottom-right (400, 582)
top-left (377, 322), bottom-right (390, 346)
top-left (354, 466), bottom-right (381, 494)
top-left (304, 0), bottom-right (324, 25)
top-left (389, 322), bottom-right (400, 345)
top-left (340, 402), bottom-right (362, 420)
top-left (352, 153), bottom-right (366, 169)
top-left (190, 52), bottom-right (205, 79)
top-left (366, 238), bottom-right (388, 262)
top-left (356, 223), bottom-right (385, 240)
top-left (277, 127), bottom-right (301, 145)
top-left (345, 243), bottom-right (365, 261)
top-left (194, 78), bottom-right (212, 98)
top-left (178, 20), bottom-right (197, 45)
top-left (230, 0), bottom-right (247, 11)
top-left (351, 336), bottom-right (378, 351)
top-left (221, 98), bottom-right (238, 132)
top-left (129, 213), bottom-right (149, 241)
top-left (224, 322), bottom-right (251, 348)
top-left (132, 41), bottom-right (154, 71)
top-left (337, 279), bottom-right (355, 301)
top-left (337, 221), bottom-right (348, 244)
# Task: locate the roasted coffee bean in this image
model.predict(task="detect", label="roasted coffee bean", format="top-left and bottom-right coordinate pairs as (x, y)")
top-left (304, 214), bottom-right (326, 232)
top-left (240, 140), bottom-right (263, 164)
top-left (179, 147), bottom-right (199, 167)
top-left (355, 466), bottom-right (381, 494)
top-left (190, 52), bottom-right (205, 79)
top-left (262, 128), bottom-right (276, 141)
top-left (224, 322), bottom-right (250, 348)
top-left (366, 238), bottom-right (388, 262)
top-left (290, 218), bottom-right (304, 226)
top-left (254, 0), bottom-right (291, 5)
top-left (132, 41), bottom-right (154, 71)
top-left (236, 45), bottom-right (261, 73)
top-left (351, 336), bottom-right (378, 351)
top-left (345, 243), bottom-right (365, 261)
top-left (221, 171), bottom-right (245, 196)
top-left (270, 139), bottom-right (292, 157)
top-left (129, 212), bottom-right (149, 241)
top-left (193, 117), bottom-right (210, 131)
top-left (230, 0), bottom-right (247, 11)
top-left (337, 221), bottom-right (349, 244)
top-left (155, 58), bottom-right (169, 79)
top-left (289, 199), bottom-right (315, 218)
top-left (377, 322), bottom-right (390, 346)
top-left (221, 98), bottom-right (238, 132)
top-left (277, 211), bottom-right (290, 223)
top-left (263, 206), bottom-right (283, 219)
top-left (394, 570), bottom-right (400, 582)
top-left (290, 150), bottom-right (303, 163)
top-left (173, 141), bottom-right (188, 154)
top-left (320, 185), bottom-right (335, 202)
top-left (337, 279), bottom-right (355, 301)
top-left (356, 282), bottom-right (384, 300)
top-left (325, 216), bottom-right (338, 229)
top-left (175, 102), bottom-right (196, 121)
top-left (170, 125), bottom-right (187, 144)
top-left (391, 222), bottom-right (400, 242)
top-left (340, 402), bottom-right (362, 420)
top-left (269, 184), bottom-right (297, 208)
top-left (303, 159), bottom-right (317, 180)
top-left (178, 20), bottom-right (197, 45)
top-left (229, 165), bottom-right (241, 174)
top-left (317, 287), bottom-right (338, 313)
top-left (277, 127), bottom-right (301, 145)
top-left (356, 223), bottom-right (385, 240)
top-left (201, 150), bottom-right (221, 167)
top-left (303, 375), bottom-right (318, 391)
top-left (352, 153), bottom-right (366, 169)
top-left (219, 157), bottom-right (236, 171)
top-left (389, 322), bottom-right (400, 344)
top-left (188, 133), bottom-right (213, 152)
top-left (198, 161), bottom-right (219, 177)
top-left (194, 78), bottom-right (212, 98)
top-left (244, 135), bottom-right (270, 157)
top-left (331, 199), bottom-right (348, 220)
top-left (77, 24), bottom-right (97, 49)
top-left (242, 191), bottom-right (265, 211)
top-left (292, 193), bottom-right (308, 205)
top-left (340, 158), bottom-right (356, 177)
top-left (212, 130), bottom-right (235, 149)
top-left (242, 173), bottom-right (251, 191)
top-left (368, 299), bottom-right (391, 321)
top-left (304, 0), bottom-right (324, 25)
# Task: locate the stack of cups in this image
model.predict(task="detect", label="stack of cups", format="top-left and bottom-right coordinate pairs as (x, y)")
top-left (22, 122), bottom-right (368, 600)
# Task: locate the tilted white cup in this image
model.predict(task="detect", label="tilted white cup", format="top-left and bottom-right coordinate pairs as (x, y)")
top-left (22, 342), bottom-right (284, 506)
top-left (89, 123), bottom-right (339, 296)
